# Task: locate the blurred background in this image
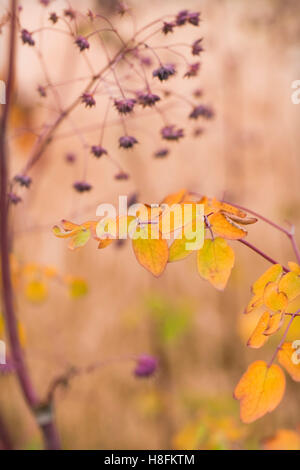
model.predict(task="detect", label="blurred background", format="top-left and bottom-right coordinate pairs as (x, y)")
top-left (1, 0), bottom-right (300, 450)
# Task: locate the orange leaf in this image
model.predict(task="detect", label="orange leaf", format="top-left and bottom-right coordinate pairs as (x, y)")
top-left (263, 312), bottom-right (284, 336)
top-left (160, 189), bottom-right (187, 206)
top-left (209, 212), bottom-right (247, 240)
top-left (263, 429), bottom-right (300, 450)
top-left (252, 264), bottom-right (283, 296)
top-left (234, 360), bottom-right (286, 423)
top-left (197, 237), bottom-right (235, 290)
top-left (288, 262), bottom-right (300, 275)
top-left (278, 272), bottom-right (300, 302)
top-left (247, 311), bottom-right (270, 349)
top-left (278, 342), bottom-right (300, 382)
top-left (210, 198), bottom-right (247, 218)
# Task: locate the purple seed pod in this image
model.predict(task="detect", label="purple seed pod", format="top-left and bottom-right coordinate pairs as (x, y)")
top-left (81, 93), bottom-right (96, 108)
top-left (75, 36), bottom-right (90, 52)
top-left (65, 152), bottom-right (76, 164)
top-left (49, 12), bottom-right (59, 24)
top-left (154, 148), bottom-right (169, 158)
top-left (188, 11), bottom-right (201, 26)
top-left (153, 64), bottom-right (176, 82)
top-left (37, 85), bottom-right (47, 97)
top-left (91, 145), bottom-right (107, 158)
top-left (184, 62), bottom-right (201, 78)
top-left (192, 38), bottom-right (204, 56)
top-left (134, 355), bottom-right (158, 378)
top-left (21, 29), bottom-right (35, 46)
top-left (14, 174), bottom-right (32, 188)
top-left (161, 125), bottom-right (184, 141)
top-left (176, 10), bottom-right (201, 26)
top-left (115, 171), bottom-right (130, 180)
top-left (73, 181), bottom-right (92, 193)
top-left (137, 92), bottom-right (160, 108)
top-left (189, 105), bottom-right (214, 120)
top-left (114, 98), bottom-right (136, 115)
top-left (8, 192), bottom-right (22, 205)
top-left (64, 8), bottom-right (76, 20)
top-left (162, 21), bottom-right (175, 34)
top-left (119, 135), bottom-right (138, 149)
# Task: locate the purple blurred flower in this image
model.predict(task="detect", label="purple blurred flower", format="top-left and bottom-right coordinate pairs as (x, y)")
top-left (114, 98), bottom-right (136, 115)
top-left (176, 10), bottom-right (201, 26)
top-left (189, 105), bottom-right (214, 120)
top-left (49, 12), bottom-right (58, 24)
top-left (193, 127), bottom-right (205, 137)
top-left (75, 36), bottom-right (90, 52)
top-left (134, 355), bottom-right (158, 378)
top-left (153, 64), bottom-right (176, 82)
top-left (81, 93), bottom-right (96, 108)
top-left (64, 8), bottom-right (76, 20)
top-left (21, 29), bottom-right (35, 46)
top-left (162, 21), bottom-right (175, 34)
top-left (137, 92), bottom-right (160, 108)
top-left (161, 125), bottom-right (184, 141)
top-left (184, 62), bottom-right (201, 78)
top-left (8, 192), bottom-right (22, 205)
top-left (119, 135), bottom-right (138, 149)
top-left (91, 145), bottom-right (107, 158)
top-left (73, 181), bottom-right (92, 193)
top-left (40, 0), bottom-right (51, 5)
top-left (154, 148), bottom-right (169, 158)
top-left (37, 85), bottom-right (47, 97)
top-left (117, 1), bottom-right (130, 15)
top-left (192, 38), bottom-right (204, 56)
top-left (65, 152), bottom-right (76, 164)
top-left (115, 171), bottom-right (130, 180)
top-left (14, 174), bottom-right (32, 188)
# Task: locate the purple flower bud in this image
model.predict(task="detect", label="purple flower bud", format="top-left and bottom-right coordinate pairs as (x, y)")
top-left (140, 56), bottom-right (152, 67)
top-left (65, 152), bottom-right (76, 163)
top-left (114, 98), bottom-right (136, 115)
top-left (49, 12), bottom-right (58, 24)
top-left (161, 125), bottom-right (184, 141)
top-left (75, 36), bottom-right (90, 52)
top-left (189, 105), bottom-right (214, 120)
top-left (64, 8), bottom-right (76, 20)
top-left (192, 38), bottom-right (204, 56)
top-left (40, 0), bottom-right (51, 6)
top-left (154, 148), bottom-right (169, 158)
top-left (119, 135), bottom-right (138, 149)
top-left (81, 93), bottom-right (96, 108)
top-left (14, 174), bottom-right (32, 188)
top-left (153, 64), bottom-right (176, 82)
top-left (91, 145), bottom-right (107, 158)
top-left (21, 29), bottom-right (35, 46)
top-left (193, 127), bottom-right (205, 137)
top-left (162, 21), bottom-right (175, 34)
top-left (134, 355), bottom-right (157, 378)
top-left (73, 181), bottom-right (92, 193)
top-left (8, 192), bottom-right (22, 205)
top-left (137, 92), bottom-right (160, 108)
top-left (37, 85), bottom-right (47, 97)
top-left (115, 171), bottom-right (130, 180)
top-left (188, 12), bottom-right (201, 26)
top-left (193, 88), bottom-right (203, 98)
top-left (184, 62), bottom-right (201, 78)
top-left (176, 10), bottom-right (201, 26)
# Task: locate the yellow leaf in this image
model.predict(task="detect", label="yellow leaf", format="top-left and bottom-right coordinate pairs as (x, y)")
top-left (25, 280), bottom-right (48, 303)
top-left (278, 272), bottom-right (300, 302)
top-left (247, 311), bottom-right (270, 349)
top-left (278, 342), bottom-right (300, 382)
top-left (234, 360), bottom-right (286, 423)
top-left (68, 278), bottom-right (88, 298)
top-left (197, 238), bottom-right (235, 290)
top-left (263, 282), bottom-right (288, 312)
top-left (132, 225), bottom-right (169, 277)
top-left (263, 429), bottom-right (300, 450)
top-left (252, 264), bottom-right (283, 297)
top-left (288, 262), bottom-right (300, 275)
top-left (168, 233), bottom-right (194, 263)
top-left (68, 228), bottom-right (91, 250)
top-left (209, 212), bottom-right (247, 240)
top-left (263, 312), bottom-right (284, 336)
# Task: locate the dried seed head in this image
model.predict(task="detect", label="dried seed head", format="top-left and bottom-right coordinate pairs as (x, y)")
top-left (184, 62), bottom-right (201, 78)
top-left (176, 10), bottom-right (201, 26)
top-left (49, 12), bottom-right (58, 24)
top-left (75, 36), bottom-right (90, 52)
top-left (134, 355), bottom-right (157, 378)
top-left (162, 21), bottom-right (175, 34)
top-left (37, 85), bottom-right (47, 97)
top-left (14, 174), bottom-right (32, 188)
top-left (65, 153), bottom-right (76, 164)
top-left (21, 29), bottom-right (35, 46)
top-left (8, 192), bottom-right (22, 204)
top-left (152, 64), bottom-right (176, 82)
top-left (161, 125), bottom-right (184, 141)
top-left (189, 105), bottom-right (214, 120)
top-left (81, 93), bottom-right (96, 108)
top-left (119, 135), bottom-right (138, 149)
top-left (64, 8), bottom-right (76, 20)
top-left (73, 181), bottom-right (92, 193)
top-left (114, 98), bottom-right (136, 115)
top-left (137, 92), bottom-right (160, 108)
top-left (91, 145), bottom-right (107, 158)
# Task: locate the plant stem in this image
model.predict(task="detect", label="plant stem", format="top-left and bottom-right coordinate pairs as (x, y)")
top-left (268, 313), bottom-right (297, 367)
top-left (0, 0), bottom-right (60, 450)
top-left (238, 239), bottom-right (289, 273)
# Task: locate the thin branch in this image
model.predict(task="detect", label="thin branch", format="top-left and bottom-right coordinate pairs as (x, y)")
top-left (238, 239), bottom-right (289, 273)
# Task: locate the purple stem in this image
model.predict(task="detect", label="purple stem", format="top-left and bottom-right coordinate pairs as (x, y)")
top-left (238, 239), bottom-right (289, 273)
top-left (268, 313), bottom-right (297, 368)
top-left (0, 0), bottom-right (60, 450)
